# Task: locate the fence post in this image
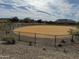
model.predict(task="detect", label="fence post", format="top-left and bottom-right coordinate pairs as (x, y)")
top-left (71, 34), bottom-right (74, 43)
top-left (18, 32), bottom-right (21, 41)
top-left (34, 33), bottom-right (37, 45)
top-left (54, 35), bottom-right (57, 47)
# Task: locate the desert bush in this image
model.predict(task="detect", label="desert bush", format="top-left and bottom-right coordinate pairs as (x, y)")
top-left (74, 31), bottom-right (79, 36)
top-left (1, 36), bottom-right (15, 44)
top-left (68, 29), bottom-right (75, 35)
top-left (72, 30), bottom-right (79, 39)
top-left (61, 40), bottom-right (66, 44)
top-left (57, 44), bottom-right (63, 47)
top-left (42, 48), bottom-right (46, 51)
top-left (29, 41), bottom-right (32, 46)
top-left (70, 39), bottom-right (74, 43)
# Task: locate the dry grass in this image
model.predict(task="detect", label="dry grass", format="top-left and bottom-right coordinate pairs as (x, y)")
top-left (14, 25), bottom-right (76, 38)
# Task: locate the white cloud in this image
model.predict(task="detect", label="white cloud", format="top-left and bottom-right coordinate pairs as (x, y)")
top-left (0, 0), bottom-right (79, 21)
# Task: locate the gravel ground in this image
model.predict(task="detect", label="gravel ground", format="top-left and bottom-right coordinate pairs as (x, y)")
top-left (0, 41), bottom-right (79, 59)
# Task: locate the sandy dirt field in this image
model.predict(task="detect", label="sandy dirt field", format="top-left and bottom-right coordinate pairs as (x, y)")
top-left (14, 25), bottom-right (76, 38)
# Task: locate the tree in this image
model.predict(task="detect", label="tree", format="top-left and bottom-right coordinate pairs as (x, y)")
top-left (23, 17), bottom-right (35, 23)
top-left (46, 21), bottom-right (54, 24)
top-left (9, 17), bottom-right (19, 22)
top-left (37, 19), bottom-right (43, 23)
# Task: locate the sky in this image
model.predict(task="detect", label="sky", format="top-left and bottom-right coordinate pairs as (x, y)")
top-left (0, 0), bottom-right (79, 21)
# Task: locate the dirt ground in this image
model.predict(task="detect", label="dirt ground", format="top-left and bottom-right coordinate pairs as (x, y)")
top-left (14, 25), bottom-right (76, 38)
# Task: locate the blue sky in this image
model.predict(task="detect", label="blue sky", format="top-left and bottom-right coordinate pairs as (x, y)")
top-left (0, 0), bottom-right (79, 21)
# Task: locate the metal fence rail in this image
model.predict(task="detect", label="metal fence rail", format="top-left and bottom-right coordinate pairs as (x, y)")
top-left (0, 22), bottom-right (79, 47)
top-left (0, 30), bottom-right (79, 47)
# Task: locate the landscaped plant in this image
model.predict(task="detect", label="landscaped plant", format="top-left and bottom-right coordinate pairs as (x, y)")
top-left (1, 36), bottom-right (16, 44)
